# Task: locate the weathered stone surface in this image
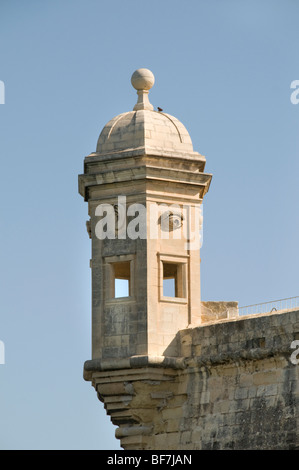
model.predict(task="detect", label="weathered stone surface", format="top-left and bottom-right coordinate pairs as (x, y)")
top-left (201, 301), bottom-right (238, 322)
top-left (79, 69), bottom-right (212, 362)
top-left (79, 69), bottom-right (299, 450)
top-left (84, 309), bottom-right (299, 450)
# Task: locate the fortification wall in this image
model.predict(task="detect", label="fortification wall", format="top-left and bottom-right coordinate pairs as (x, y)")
top-left (174, 308), bottom-right (299, 449)
top-left (85, 308), bottom-right (299, 450)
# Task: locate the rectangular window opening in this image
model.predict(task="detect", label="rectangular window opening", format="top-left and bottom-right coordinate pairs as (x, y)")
top-left (113, 261), bottom-right (131, 298)
top-left (163, 262), bottom-right (179, 298)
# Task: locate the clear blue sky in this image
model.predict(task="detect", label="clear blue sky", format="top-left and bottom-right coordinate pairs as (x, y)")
top-left (0, 0), bottom-right (298, 450)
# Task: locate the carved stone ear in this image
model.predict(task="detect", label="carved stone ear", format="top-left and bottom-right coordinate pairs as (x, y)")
top-left (113, 204), bottom-right (119, 219)
top-left (160, 211), bottom-right (184, 232)
top-left (86, 220), bottom-right (92, 239)
top-left (113, 203), bottom-right (126, 233)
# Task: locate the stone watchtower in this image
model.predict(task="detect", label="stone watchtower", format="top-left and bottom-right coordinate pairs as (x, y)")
top-left (79, 69), bottom-right (212, 362)
top-left (79, 69), bottom-right (299, 450)
top-left (78, 68), bottom-right (212, 446)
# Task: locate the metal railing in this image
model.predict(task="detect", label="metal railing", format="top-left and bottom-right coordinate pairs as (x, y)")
top-left (238, 296), bottom-right (299, 316)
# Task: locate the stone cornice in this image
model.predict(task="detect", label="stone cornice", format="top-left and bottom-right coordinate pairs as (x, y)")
top-left (84, 355), bottom-right (186, 381)
top-left (83, 147), bottom-right (207, 167)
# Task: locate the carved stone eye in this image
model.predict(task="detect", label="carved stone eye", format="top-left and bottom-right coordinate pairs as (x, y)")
top-left (168, 213), bottom-right (183, 230)
top-left (160, 211), bottom-right (183, 232)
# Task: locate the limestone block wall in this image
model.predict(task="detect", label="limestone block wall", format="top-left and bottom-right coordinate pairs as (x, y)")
top-left (201, 301), bottom-right (238, 323)
top-left (174, 308), bottom-right (299, 450)
top-left (85, 308), bottom-right (299, 450)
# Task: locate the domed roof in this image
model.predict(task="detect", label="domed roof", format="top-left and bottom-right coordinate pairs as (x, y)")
top-left (95, 69), bottom-right (195, 157)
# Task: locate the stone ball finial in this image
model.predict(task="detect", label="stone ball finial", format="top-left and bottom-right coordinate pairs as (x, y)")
top-left (131, 68), bottom-right (155, 91)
